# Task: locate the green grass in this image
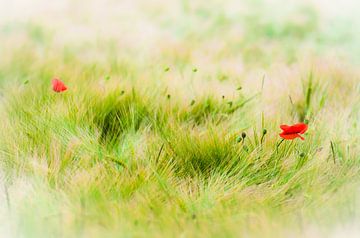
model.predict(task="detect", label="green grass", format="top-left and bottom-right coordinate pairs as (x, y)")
top-left (0, 0), bottom-right (360, 237)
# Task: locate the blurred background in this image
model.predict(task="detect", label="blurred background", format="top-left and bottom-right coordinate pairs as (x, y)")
top-left (1, 0), bottom-right (360, 71)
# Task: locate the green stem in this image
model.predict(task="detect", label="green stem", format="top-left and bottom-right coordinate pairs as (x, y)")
top-left (276, 139), bottom-right (285, 153)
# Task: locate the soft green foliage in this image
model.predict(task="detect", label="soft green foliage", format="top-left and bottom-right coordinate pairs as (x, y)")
top-left (0, 0), bottom-right (360, 237)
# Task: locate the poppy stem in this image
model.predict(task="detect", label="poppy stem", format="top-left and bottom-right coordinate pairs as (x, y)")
top-left (260, 129), bottom-right (267, 145)
top-left (276, 139), bottom-right (285, 153)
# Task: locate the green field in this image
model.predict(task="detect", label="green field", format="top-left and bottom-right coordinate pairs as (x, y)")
top-left (0, 0), bottom-right (359, 237)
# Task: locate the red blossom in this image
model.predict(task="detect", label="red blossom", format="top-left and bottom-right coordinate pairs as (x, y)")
top-left (279, 123), bottom-right (308, 140)
top-left (52, 78), bottom-right (67, 93)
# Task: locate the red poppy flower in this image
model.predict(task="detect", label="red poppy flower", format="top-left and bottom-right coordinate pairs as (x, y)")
top-left (279, 123), bottom-right (308, 140)
top-left (52, 78), bottom-right (67, 93)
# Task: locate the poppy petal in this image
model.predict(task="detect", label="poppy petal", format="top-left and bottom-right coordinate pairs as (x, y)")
top-left (280, 125), bottom-right (290, 131)
top-left (291, 123), bottom-right (308, 134)
top-left (60, 84), bottom-right (67, 91)
top-left (279, 133), bottom-right (301, 140)
top-left (52, 79), bottom-right (67, 93)
top-left (279, 123), bottom-right (308, 140)
top-left (281, 123), bottom-right (307, 134)
top-left (298, 124), bottom-right (308, 134)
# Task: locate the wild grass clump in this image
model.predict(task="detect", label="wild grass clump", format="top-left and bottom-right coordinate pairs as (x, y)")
top-left (91, 89), bottom-right (151, 145)
top-left (154, 127), bottom-right (239, 177)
